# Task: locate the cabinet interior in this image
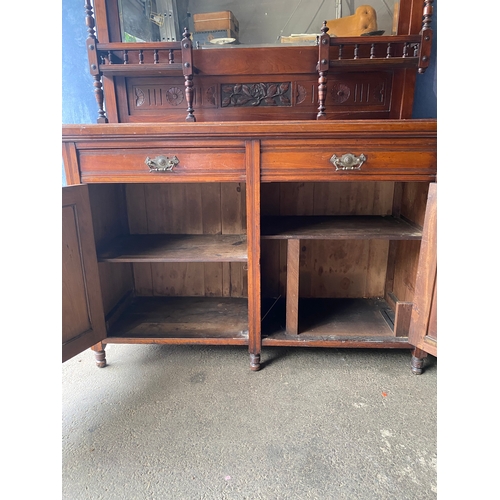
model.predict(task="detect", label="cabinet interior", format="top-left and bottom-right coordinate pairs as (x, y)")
top-left (259, 180), bottom-right (428, 343)
top-left (87, 182), bottom-right (249, 344)
top-left (86, 179), bottom-right (429, 345)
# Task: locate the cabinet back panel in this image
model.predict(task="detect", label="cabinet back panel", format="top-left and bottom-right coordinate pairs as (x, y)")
top-left (389, 182), bottom-right (429, 303)
top-left (125, 183), bottom-right (246, 234)
top-left (299, 240), bottom-right (389, 298)
top-left (88, 184), bottom-right (129, 245)
top-left (124, 183), bottom-right (247, 298)
top-left (261, 181), bottom-right (393, 298)
top-left (133, 262), bottom-right (247, 298)
top-left (261, 182), bottom-right (394, 216)
top-left (88, 184), bottom-right (134, 316)
top-left (391, 239), bottom-right (421, 302)
top-left (400, 182), bottom-right (429, 228)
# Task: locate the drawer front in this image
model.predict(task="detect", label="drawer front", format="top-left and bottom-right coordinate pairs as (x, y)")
top-left (261, 139), bottom-right (437, 182)
top-left (79, 147), bottom-right (246, 182)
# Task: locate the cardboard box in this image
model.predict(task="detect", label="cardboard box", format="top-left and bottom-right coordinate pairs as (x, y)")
top-left (193, 11), bottom-right (239, 35)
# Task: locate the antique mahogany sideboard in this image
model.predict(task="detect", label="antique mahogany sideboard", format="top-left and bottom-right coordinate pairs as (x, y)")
top-left (62, 0), bottom-right (437, 373)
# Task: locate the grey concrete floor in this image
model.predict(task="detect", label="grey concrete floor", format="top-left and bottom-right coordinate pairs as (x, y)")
top-left (62, 344), bottom-right (437, 499)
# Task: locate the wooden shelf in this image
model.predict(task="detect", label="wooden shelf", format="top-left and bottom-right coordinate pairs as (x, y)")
top-left (261, 216), bottom-right (422, 240)
top-left (261, 298), bottom-right (410, 348)
top-left (97, 234), bottom-right (247, 262)
top-left (106, 296), bottom-right (249, 344)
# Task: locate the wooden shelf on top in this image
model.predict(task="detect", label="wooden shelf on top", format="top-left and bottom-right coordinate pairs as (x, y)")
top-left (97, 234), bottom-right (247, 263)
top-left (261, 216), bottom-right (422, 240)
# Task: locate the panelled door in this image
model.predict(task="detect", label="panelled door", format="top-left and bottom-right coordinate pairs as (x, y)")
top-left (408, 182), bottom-right (437, 356)
top-left (62, 185), bottom-right (107, 362)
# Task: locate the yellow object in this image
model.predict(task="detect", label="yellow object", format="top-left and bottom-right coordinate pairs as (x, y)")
top-left (326, 5), bottom-right (378, 37)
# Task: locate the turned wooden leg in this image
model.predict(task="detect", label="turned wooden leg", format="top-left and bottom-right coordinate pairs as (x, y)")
top-left (410, 347), bottom-right (427, 375)
top-left (91, 342), bottom-right (106, 368)
top-left (250, 353), bottom-right (261, 371)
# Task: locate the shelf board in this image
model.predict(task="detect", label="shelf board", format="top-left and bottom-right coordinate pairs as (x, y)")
top-left (106, 296), bottom-right (249, 344)
top-left (261, 297), bottom-right (410, 348)
top-left (261, 216), bottom-right (422, 240)
top-left (98, 234), bottom-right (247, 263)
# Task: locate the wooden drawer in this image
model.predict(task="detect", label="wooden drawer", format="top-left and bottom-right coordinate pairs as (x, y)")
top-left (78, 147), bottom-right (246, 183)
top-left (261, 138), bottom-right (437, 182)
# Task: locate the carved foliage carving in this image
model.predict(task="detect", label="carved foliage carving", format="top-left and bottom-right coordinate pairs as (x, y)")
top-left (221, 83), bottom-right (291, 107)
top-left (206, 86), bottom-right (216, 106)
top-left (296, 84), bottom-right (307, 104)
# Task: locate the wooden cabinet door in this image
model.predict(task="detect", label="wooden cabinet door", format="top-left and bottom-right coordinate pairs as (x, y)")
top-left (62, 185), bottom-right (107, 362)
top-left (408, 182), bottom-right (437, 357)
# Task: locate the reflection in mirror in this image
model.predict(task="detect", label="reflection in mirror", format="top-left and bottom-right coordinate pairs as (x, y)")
top-left (118, 0), bottom-right (190, 42)
top-left (118, 0), bottom-right (400, 45)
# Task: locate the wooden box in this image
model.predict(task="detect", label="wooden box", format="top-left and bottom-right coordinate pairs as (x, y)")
top-left (193, 11), bottom-right (239, 35)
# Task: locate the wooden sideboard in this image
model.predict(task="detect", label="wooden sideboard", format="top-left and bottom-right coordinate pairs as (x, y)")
top-left (62, 119), bottom-right (437, 372)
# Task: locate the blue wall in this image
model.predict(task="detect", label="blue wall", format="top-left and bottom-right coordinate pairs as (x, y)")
top-left (62, 0), bottom-right (437, 124)
top-left (62, 0), bottom-right (96, 125)
top-left (412, 1), bottom-right (437, 119)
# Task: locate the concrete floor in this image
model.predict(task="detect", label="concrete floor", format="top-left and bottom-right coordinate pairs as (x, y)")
top-left (62, 344), bottom-right (437, 499)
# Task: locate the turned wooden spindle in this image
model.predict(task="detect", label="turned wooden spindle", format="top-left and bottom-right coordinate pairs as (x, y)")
top-left (370, 43), bottom-right (375, 59)
top-left (84, 0), bottom-right (95, 40)
top-left (181, 27), bottom-right (196, 122)
top-left (154, 49), bottom-right (159, 64)
top-left (422, 0), bottom-right (434, 30)
top-left (386, 43), bottom-right (392, 58)
top-left (418, 0), bottom-right (433, 73)
top-left (185, 75), bottom-right (195, 121)
top-left (316, 21), bottom-right (330, 120)
top-left (317, 71), bottom-right (327, 119)
top-left (84, 0), bottom-right (107, 123)
top-left (354, 44), bottom-right (359, 60)
top-left (123, 50), bottom-right (129, 64)
top-left (169, 49), bottom-right (174, 64)
top-left (139, 49), bottom-right (144, 64)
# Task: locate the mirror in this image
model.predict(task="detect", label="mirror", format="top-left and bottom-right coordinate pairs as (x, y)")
top-left (118, 0), bottom-right (400, 45)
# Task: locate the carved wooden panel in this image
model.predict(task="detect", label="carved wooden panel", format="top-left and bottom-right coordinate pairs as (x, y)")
top-left (129, 82), bottom-right (187, 110)
top-left (221, 83), bottom-right (291, 107)
top-left (325, 72), bottom-right (392, 109)
top-left (124, 73), bottom-right (392, 121)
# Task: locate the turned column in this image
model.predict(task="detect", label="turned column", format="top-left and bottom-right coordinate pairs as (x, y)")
top-left (181, 28), bottom-right (196, 122)
top-left (85, 0), bottom-right (108, 123)
top-left (316, 22), bottom-right (330, 119)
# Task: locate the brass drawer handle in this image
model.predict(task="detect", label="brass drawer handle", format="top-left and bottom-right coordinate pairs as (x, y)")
top-left (145, 155), bottom-right (179, 172)
top-left (330, 153), bottom-right (367, 171)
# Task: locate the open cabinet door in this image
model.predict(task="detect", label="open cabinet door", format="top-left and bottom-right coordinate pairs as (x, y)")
top-left (409, 182), bottom-right (437, 360)
top-left (62, 185), bottom-right (107, 362)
